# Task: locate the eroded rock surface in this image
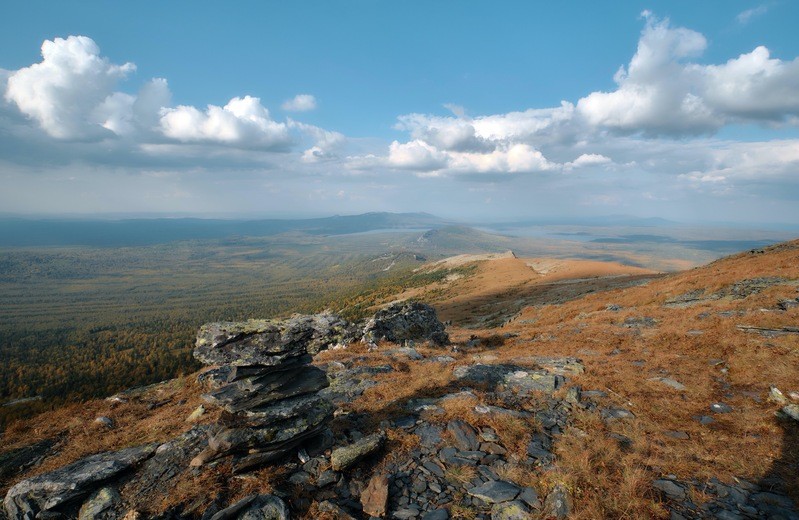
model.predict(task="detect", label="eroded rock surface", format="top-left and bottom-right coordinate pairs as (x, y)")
top-left (362, 301), bottom-right (449, 346)
top-left (3, 444), bottom-right (156, 519)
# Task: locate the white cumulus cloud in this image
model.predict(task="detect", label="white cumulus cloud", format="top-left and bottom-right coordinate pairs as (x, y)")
top-left (5, 35), bottom-right (136, 139)
top-left (159, 96), bottom-right (292, 149)
top-left (576, 15), bottom-right (799, 135)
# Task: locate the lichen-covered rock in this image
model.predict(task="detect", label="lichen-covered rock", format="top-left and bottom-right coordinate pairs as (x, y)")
top-left (203, 366), bottom-right (329, 413)
top-left (330, 432), bottom-right (386, 471)
top-left (192, 400), bottom-right (334, 470)
top-left (3, 444), bottom-right (156, 519)
top-left (78, 487), bottom-right (121, 520)
top-left (195, 313), bottom-right (355, 366)
top-left (490, 500), bottom-right (530, 520)
top-left (195, 319), bottom-right (307, 366)
top-left (122, 426), bottom-right (211, 506)
top-left (781, 403), bottom-right (799, 422)
top-left (453, 364), bottom-right (564, 394)
top-left (542, 484), bottom-right (572, 519)
top-left (362, 301), bottom-right (448, 346)
top-left (207, 494), bottom-right (288, 520)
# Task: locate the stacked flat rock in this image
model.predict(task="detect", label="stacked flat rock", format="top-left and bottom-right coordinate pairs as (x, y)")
top-left (192, 317), bottom-right (336, 473)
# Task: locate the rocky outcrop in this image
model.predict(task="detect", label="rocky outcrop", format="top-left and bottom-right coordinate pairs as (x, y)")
top-left (3, 444), bottom-right (156, 519)
top-left (195, 312), bottom-right (356, 364)
top-left (330, 432), bottom-right (386, 471)
top-left (655, 476), bottom-right (799, 519)
top-left (453, 363), bottom-right (565, 395)
top-left (362, 301), bottom-right (449, 346)
top-left (192, 319), bottom-right (335, 473)
top-left (0, 438), bottom-right (58, 484)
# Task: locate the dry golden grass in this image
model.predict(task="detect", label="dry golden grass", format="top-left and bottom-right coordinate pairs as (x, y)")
top-left (1, 375), bottom-right (218, 494)
top-left (445, 464), bottom-right (478, 485)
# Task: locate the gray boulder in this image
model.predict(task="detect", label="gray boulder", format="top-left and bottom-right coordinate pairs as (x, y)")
top-left (123, 426), bottom-right (211, 504)
top-left (453, 364), bottom-right (564, 394)
top-left (362, 301), bottom-right (448, 346)
top-left (3, 444), bottom-right (156, 519)
top-left (330, 432), bottom-right (386, 471)
top-left (208, 494), bottom-right (288, 520)
top-left (203, 366), bottom-right (329, 413)
top-left (77, 487), bottom-right (120, 520)
top-left (491, 500), bottom-right (530, 520)
top-left (468, 480), bottom-right (521, 504)
top-left (194, 313), bottom-right (355, 366)
top-left (542, 484), bottom-right (572, 519)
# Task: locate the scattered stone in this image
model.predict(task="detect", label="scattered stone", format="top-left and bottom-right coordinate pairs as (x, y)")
top-left (467, 480), bottom-right (521, 504)
top-left (649, 377), bottom-right (686, 391)
top-left (362, 301), bottom-right (449, 346)
top-left (78, 486), bottom-right (121, 520)
top-left (737, 325), bottom-right (799, 336)
top-left (186, 405), bottom-right (206, 422)
top-left (769, 387), bottom-right (788, 404)
top-left (653, 479), bottom-right (687, 500)
top-left (623, 316), bottom-right (657, 328)
top-left (208, 494), bottom-right (288, 520)
top-left (694, 415), bottom-right (715, 425)
top-left (711, 403), bottom-right (733, 414)
top-left (447, 420), bottom-right (480, 451)
top-left (542, 484), bottom-right (572, 519)
top-left (601, 408), bottom-right (636, 422)
top-left (361, 473), bottom-right (389, 517)
top-left (387, 346), bottom-right (424, 360)
top-left (3, 444), bottom-right (156, 519)
top-left (565, 386), bottom-right (581, 405)
top-left (0, 438), bottom-right (57, 482)
top-left (777, 297), bottom-right (799, 310)
top-left (780, 404), bottom-right (799, 422)
top-left (422, 509), bottom-right (449, 520)
top-left (453, 364), bottom-right (564, 395)
top-left (94, 416), bottom-right (114, 428)
top-left (723, 277), bottom-right (788, 299)
top-left (317, 500), bottom-right (356, 519)
top-left (125, 429), bottom-right (197, 486)
top-left (517, 487), bottom-right (539, 508)
top-left (416, 424), bottom-right (444, 449)
top-left (490, 500), bottom-right (530, 520)
top-left (331, 431), bottom-right (386, 471)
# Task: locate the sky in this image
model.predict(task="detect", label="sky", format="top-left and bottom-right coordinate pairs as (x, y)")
top-left (1, 1), bottom-right (799, 224)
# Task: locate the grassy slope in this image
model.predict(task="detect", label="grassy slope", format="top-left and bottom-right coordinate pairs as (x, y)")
top-left (3, 241), bottom-right (797, 517)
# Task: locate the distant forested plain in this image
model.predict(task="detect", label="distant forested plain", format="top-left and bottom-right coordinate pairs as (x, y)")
top-left (0, 231), bottom-right (458, 428)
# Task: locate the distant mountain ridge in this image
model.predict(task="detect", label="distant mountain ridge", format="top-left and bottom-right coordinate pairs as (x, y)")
top-left (0, 212), bottom-right (448, 247)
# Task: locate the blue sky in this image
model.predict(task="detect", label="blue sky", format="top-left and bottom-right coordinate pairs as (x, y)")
top-left (1, 1), bottom-right (799, 223)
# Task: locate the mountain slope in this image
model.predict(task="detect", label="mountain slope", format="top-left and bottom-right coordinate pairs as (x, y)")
top-left (1, 240), bottom-right (798, 519)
